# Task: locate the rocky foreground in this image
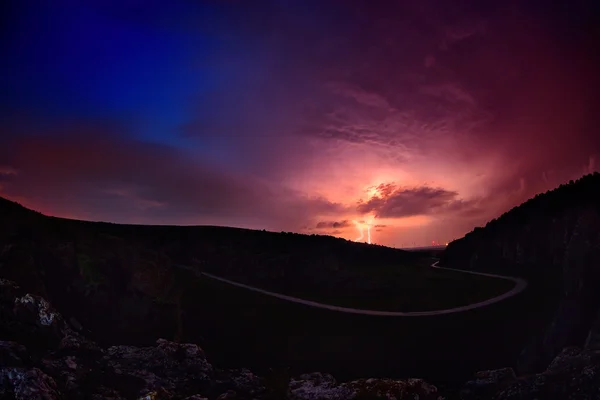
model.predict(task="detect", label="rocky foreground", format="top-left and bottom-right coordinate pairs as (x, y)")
top-left (2, 278), bottom-right (600, 400)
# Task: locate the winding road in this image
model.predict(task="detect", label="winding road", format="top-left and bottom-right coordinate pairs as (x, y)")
top-left (177, 261), bottom-right (527, 317)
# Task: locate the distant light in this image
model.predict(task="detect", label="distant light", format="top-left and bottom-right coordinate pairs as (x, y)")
top-left (445, 242), bottom-right (449, 246)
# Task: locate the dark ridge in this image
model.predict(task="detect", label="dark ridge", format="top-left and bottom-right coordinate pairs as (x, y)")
top-left (0, 196), bottom-right (42, 216)
top-left (443, 171), bottom-right (600, 274)
top-left (441, 172), bottom-right (600, 375)
top-left (0, 194), bottom-right (425, 345)
top-left (0, 193), bottom-right (523, 394)
top-left (3, 174), bottom-right (600, 396)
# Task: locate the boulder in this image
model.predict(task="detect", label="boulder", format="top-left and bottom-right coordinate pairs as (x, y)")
top-left (104, 339), bottom-right (214, 398)
top-left (545, 346), bottom-right (600, 375)
top-left (213, 368), bottom-right (266, 398)
top-left (1, 277), bottom-right (446, 400)
top-left (343, 377), bottom-right (440, 400)
top-left (289, 372), bottom-right (442, 400)
top-left (465, 346), bottom-right (600, 399)
top-left (1, 279), bottom-right (218, 399)
top-left (289, 372), bottom-right (352, 400)
top-left (215, 390), bottom-right (237, 399)
top-left (1, 279), bottom-right (88, 355)
top-left (0, 367), bottom-right (61, 400)
top-left (459, 367), bottom-right (517, 399)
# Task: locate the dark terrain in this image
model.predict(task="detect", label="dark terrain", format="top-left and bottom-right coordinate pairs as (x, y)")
top-left (0, 195), bottom-right (534, 389)
top-left (1, 172), bottom-right (600, 399)
top-left (442, 172), bottom-right (600, 374)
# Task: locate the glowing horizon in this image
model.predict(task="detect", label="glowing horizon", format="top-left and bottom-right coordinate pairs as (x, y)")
top-left (1, 1), bottom-right (598, 247)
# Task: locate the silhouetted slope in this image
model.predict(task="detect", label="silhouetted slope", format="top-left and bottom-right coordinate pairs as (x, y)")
top-left (0, 196), bottom-right (424, 346)
top-left (441, 172), bottom-right (600, 374)
top-left (0, 197), bottom-right (31, 214)
top-left (442, 172), bottom-right (600, 274)
top-left (0, 197), bottom-right (44, 236)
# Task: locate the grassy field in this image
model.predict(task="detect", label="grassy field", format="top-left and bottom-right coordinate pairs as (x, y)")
top-left (241, 260), bottom-right (518, 312)
top-left (0, 197), bottom-right (560, 396)
top-left (171, 264), bottom-right (554, 394)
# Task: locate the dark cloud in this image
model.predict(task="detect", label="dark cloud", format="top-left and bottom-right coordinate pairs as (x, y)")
top-left (181, 0), bottom-right (598, 197)
top-left (315, 220), bottom-right (351, 229)
top-left (357, 185), bottom-right (471, 218)
top-left (1, 0), bottom-right (599, 247)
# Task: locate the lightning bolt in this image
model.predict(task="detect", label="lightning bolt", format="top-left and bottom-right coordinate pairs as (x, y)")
top-left (353, 220), bottom-right (364, 242)
top-left (353, 215), bottom-right (375, 244)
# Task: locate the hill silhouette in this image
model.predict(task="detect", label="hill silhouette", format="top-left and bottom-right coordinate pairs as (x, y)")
top-left (3, 175), bottom-right (600, 397)
top-left (0, 195), bottom-right (434, 344)
top-left (0, 194), bottom-right (533, 394)
top-left (442, 172), bottom-right (600, 374)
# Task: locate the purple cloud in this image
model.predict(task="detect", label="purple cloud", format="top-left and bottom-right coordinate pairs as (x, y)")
top-left (357, 186), bottom-right (470, 218)
top-left (315, 220), bottom-right (351, 229)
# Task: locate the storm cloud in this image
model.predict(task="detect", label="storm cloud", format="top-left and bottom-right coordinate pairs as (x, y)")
top-left (1, 0), bottom-right (598, 246)
top-left (357, 185), bottom-right (464, 218)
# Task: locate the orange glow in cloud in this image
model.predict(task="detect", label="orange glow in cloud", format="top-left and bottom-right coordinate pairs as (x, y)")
top-left (2, 0), bottom-right (599, 250)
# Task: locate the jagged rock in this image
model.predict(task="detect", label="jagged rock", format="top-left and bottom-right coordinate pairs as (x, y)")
top-left (459, 367), bottom-right (517, 399)
top-left (289, 372), bottom-right (442, 400)
top-left (13, 294), bottom-right (57, 327)
top-left (104, 339), bottom-right (214, 398)
top-left (1, 279), bottom-right (445, 400)
top-left (39, 351), bottom-right (106, 400)
top-left (216, 389), bottom-right (237, 399)
top-left (289, 372), bottom-right (351, 400)
top-left (1, 279), bottom-right (218, 399)
top-left (545, 346), bottom-right (600, 375)
top-left (493, 374), bottom-right (548, 400)
top-left (136, 387), bottom-right (173, 400)
top-left (58, 331), bottom-right (102, 355)
top-left (343, 377), bottom-right (441, 400)
top-left (466, 346), bottom-right (600, 399)
top-left (0, 341), bottom-right (30, 367)
top-left (214, 368), bottom-right (266, 398)
top-left (1, 279), bottom-right (68, 352)
top-left (1, 279), bottom-right (99, 362)
top-left (0, 367), bottom-right (61, 400)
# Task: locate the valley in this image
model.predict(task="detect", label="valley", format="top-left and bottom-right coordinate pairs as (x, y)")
top-left (1, 173), bottom-right (600, 398)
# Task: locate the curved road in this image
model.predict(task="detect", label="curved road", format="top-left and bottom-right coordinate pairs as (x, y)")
top-left (177, 261), bottom-right (527, 317)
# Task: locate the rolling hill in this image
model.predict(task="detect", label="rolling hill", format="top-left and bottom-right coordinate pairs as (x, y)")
top-left (0, 195), bottom-right (532, 395)
top-left (3, 174), bottom-right (600, 398)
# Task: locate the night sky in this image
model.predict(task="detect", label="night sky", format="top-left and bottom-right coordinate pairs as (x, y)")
top-left (1, 0), bottom-right (599, 247)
